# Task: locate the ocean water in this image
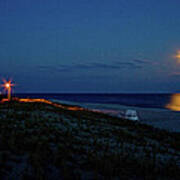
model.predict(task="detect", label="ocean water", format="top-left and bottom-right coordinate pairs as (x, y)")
top-left (15, 93), bottom-right (172, 109)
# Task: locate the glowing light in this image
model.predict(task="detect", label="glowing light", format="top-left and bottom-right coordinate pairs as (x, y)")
top-left (166, 93), bottom-right (180, 111)
top-left (5, 83), bottom-right (10, 88)
top-left (1, 79), bottom-right (14, 101)
top-left (18, 98), bottom-right (84, 111)
top-left (174, 50), bottom-right (180, 63)
top-left (1, 97), bottom-right (85, 112)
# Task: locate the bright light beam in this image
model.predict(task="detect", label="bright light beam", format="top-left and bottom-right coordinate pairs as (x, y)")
top-left (1, 79), bottom-right (14, 101)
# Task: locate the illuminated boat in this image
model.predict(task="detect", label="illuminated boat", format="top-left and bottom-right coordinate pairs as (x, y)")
top-left (119, 109), bottom-right (139, 121)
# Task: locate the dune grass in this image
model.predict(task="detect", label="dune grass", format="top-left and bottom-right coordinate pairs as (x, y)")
top-left (0, 100), bottom-right (179, 179)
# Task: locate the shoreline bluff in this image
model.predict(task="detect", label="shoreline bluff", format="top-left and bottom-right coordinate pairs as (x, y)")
top-left (0, 98), bottom-right (179, 179)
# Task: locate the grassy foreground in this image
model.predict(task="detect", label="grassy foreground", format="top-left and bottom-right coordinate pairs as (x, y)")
top-left (0, 100), bottom-right (179, 179)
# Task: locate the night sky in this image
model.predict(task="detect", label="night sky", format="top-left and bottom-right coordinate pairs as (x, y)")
top-left (1, 0), bottom-right (180, 93)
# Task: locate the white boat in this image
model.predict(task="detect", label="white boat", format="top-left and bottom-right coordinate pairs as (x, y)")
top-left (118, 109), bottom-right (139, 121)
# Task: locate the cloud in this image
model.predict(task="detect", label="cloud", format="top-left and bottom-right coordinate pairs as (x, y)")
top-left (89, 62), bottom-right (121, 69)
top-left (38, 65), bottom-right (71, 72)
top-left (133, 58), bottom-right (159, 66)
top-left (133, 59), bottom-right (151, 64)
top-left (37, 58), bottom-right (157, 73)
top-left (114, 61), bottom-right (142, 69)
top-left (38, 62), bottom-right (140, 73)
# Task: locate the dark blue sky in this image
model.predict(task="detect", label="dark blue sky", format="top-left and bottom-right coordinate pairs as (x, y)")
top-left (1, 0), bottom-right (180, 93)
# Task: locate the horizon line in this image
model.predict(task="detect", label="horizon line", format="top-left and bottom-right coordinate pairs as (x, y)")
top-left (11, 91), bottom-right (179, 94)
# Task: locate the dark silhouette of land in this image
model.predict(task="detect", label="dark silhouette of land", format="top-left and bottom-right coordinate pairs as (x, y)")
top-left (0, 99), bottom-right (179, 179)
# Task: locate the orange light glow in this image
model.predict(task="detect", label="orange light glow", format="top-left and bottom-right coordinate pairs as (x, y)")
top-left (174, 50), bottom-right (180, 63)
top-left (5, 83), bottom-right (10, 88)
top-left (1, 79), bottom-right (15, 101)
top-left (18, 98), bottom-right (84, 111)
top-left (0, 97), bottom-right (85, 112)
top-left (166, 93), bottom-right (180, 111)
top-left (1, 80), bottom-right (14, 89)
